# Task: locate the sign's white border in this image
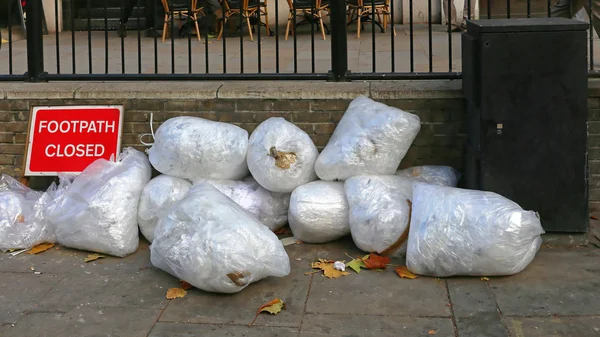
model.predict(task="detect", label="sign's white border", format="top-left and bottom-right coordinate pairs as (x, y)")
top-left (24, 105), bottom-right (125, 176)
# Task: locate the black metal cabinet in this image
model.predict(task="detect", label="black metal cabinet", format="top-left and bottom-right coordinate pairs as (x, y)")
top-left (462, 18), bottom-right (589, 232)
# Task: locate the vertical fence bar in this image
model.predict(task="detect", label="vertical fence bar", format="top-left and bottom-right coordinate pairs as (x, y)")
top-left (72, 0), bottom-right (77, 73)
top-left (104, 0), bottom-right (109, 73)
top-left (203, 5), bottom-right (209, 74)
top-left (390, 0), bottom-right (394, 72)
top-left (8, 0), bottom-right (13, 75)
top-left (222, 1), bottom-right (227, 73)
top-left (154, 0), bottom-right (159, 73)
top-left (487, 0), bottom-right (491, 19)
top-left (329, 0), bottom-right (348, 81)
top-left (506, 0), bottom-right (510, 18)
top-left (371, 0), bottom-right (376, 73)
top-left (311, 1), bottom-right (315, 73)
top-left (171, 0), bottom-right (175, 74)
top-left (447, 0), bottom-right (452, 72)
top-left (526, 0), bottom-right (531, 17)
top-left (547, 0), bottom-right (550, 17)
top-left (293, 2), bottom-right (298, 73)
top-left (121, 0), bottom-right (126, 73)
top-left (240, 6), bottom-right (244, 73)
top-left (428, 0), bottom-right (432, 72)
top-left (87, 0), bottom-right (92, 74)
top-left (55, 0), bottom-right (61, 74)
top-left (590, 0), bottom-right (594, 70)
top-left (188, 0), bottom-right (192, 73)
top-left (275, 0), bottom-right (279, 73)
top-left (137, 0), bottom-right (142, 74)
top-left (258, 0), bottom-right (262, 73)
top-left (409, 0), bottom-right (414, 72)
top-left (26, 0), bottom-right (45, 81)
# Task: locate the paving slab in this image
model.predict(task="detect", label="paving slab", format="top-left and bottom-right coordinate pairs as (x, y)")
top-left (507, 316), bottom-right (600, 337)
top-left (0, 273), bottom-right (64, 323)
top-left (37, 267), bottom-right (177, 312)
top-left (158, 242), bottom-right (316, 327)
top-left (149, 322), bottom-right (300, 337)
top-left (489, 248), bottom-right (600, 316)
top-left (0, 246), bottom-right (78, 274)
top-left (300, 313), bottom-right (455, 337)
top-left (2, 306), bottom-right (161, 337)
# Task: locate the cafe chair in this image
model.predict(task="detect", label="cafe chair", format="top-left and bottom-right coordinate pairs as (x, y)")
top-left (160, 0), bottom-right (205, 42)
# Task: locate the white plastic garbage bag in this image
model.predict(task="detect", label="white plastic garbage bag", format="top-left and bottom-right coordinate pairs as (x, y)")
top-left (396, 165), bottom-right (461, 187)
top-left (0, 175), bottom-right (60, 251)
top-left (315, 95), bottom-right (421, 181)
top-left (345, 175), bottom-right (414, 256)
top-left (47, 148), bottom-right (152, 257)
top-left (147, 116), bottom-right (249, 181)
top-left (138, 175), bottom-right (192, 243)
top-left (288, 181), bottom-right (349, 243)
top-left (407, 182), bottom-right (545, 277)
top-left (193, 177), bottom-right (290, 231)
top-left (247, 117), bottom-right (319, 193)
top-left (150, 183), bottom-right (291, 293)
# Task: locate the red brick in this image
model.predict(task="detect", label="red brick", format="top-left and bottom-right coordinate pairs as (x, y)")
top-left (0, 144), bottom-right (25, 155)
top-left (313, 124), bottom-right (336, 135)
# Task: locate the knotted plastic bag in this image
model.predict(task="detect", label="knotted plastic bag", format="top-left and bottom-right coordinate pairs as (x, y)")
top-left (138, 175), bottom-right (192, 243)
top-left (247, 117), bottom-right (319, 193)
top-left (147, 116), bottom-right (249, 181)
top-left (150, 183), bottom-right (291, 293)
top-left (315, 96), bottom-right (421, 181)
top-left (47, 148), bottom-right (152, 257)
top-left (345, 175), bottom-right (414, 256)
top-left (288, 181), bottom-right (350, 243)
top-left (407, 182), bottom-right (545, 277)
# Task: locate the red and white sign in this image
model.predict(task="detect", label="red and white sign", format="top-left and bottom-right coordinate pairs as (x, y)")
top-left (25, 105), bottom-right (124, 176)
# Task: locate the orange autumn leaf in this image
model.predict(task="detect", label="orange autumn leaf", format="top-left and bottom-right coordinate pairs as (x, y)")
top-left (249, 298), bottom-right (285, 326)
top-left (311, 259), bottom-right (350, 279)
top-left (180, 280), bottom-right (193, 290)
top-left (395, 266), bottom-right (418, 279)
top-left (274, 227), bottom-right (291, 235)
top-left (165, 288), bottom-right (187, 300)
top-left (27, 242), bottom-right (55, 255)
top-left (428, 329), bottom-right (438, 335)
top-left (362, 253), bottom-right (391, 269)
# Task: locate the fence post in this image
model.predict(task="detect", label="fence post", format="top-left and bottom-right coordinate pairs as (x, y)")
top-left (328, 0), bottom-right (349, 81)
top-left (25, 0), bottom-right (46, 82)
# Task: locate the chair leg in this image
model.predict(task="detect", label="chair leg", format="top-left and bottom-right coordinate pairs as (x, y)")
top-left (285, 12), bottom-right (293, 41)
top-left (357, 8), bottom-right (361, 38)
top-left (319, 12), bottom-right (326, 40)
top-left (263, 8), bottom-right (271, 36)
top-left (193, 14), bottom-right (202, 41)
top-left (246, 14), bottom-right (254, 41)
top-left (162, 13), bottom-right (169, 42)
top-left (217, 18), bottom-right (226, 41)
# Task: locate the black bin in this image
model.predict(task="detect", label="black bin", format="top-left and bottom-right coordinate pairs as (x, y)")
top-left (462, 18), bottom-right (589, 232)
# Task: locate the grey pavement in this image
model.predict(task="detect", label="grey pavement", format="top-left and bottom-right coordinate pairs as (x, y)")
top-left (2, 232), bottom-right (600, 337)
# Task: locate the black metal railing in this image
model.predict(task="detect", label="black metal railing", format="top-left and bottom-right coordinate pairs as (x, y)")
top-left (0, 0), bottom-right (597, 81)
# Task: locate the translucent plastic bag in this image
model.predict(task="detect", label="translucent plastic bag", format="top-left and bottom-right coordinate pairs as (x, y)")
top-left (138, 175), bottom-right (192, 243)
top-left (150, 183), bottom-right (290, 293)
top-left (315, 96), bottom-right (421, 181)
top-left (0, 175), bottom-right (60, 251)
top-left (47, 148), bottom-right (152, 257)
top-left (344, 175), bottom-right (414, 256)
top-left (194, 177), bottom-right (290, 231)
top-left (396, 165), bottom-right (461, 187)
top-left (148, 116), bottom-right (249, 181)
top-left (247, 117), bottom-right (319, 193)
top-left (407, 182), bottom-right (545, 277)
top-left (288, 181), bottom-right (349, 243)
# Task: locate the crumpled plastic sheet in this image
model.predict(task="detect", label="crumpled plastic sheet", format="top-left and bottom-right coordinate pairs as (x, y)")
top-left (148, 116), bottom-right (249, 181)
top-left (407, 182), bottom-right (545, 277)
top-left (47, 148), bottom-right (152, 257)
top-left (288, 181), bottom-right (350, 244)
top-left (396, 165), bottom-right (461, 187)
top-left (193, 176), bottom-right (290, 231)
top-left (315, 95), bottom-right (421, 181)
top-left (344, 175), bottom-right (414, 256)
top-left (138, 175), bottom-right (192, 243)
top-left (0, 175), bottom-right (64, 251)
top-left (247, 117), bottom-right (319, 193)
top-left (150, 183), bottom-right (291, 293)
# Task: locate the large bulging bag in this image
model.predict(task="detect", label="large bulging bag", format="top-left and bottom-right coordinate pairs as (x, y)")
top-left (47, 148), bottom-right (152, 257)
top-left (147, 116), bottom-right (249, 181)
top-left (396, 165), bottom-right (461, 187)
top-left (345, 175), bottom-right (414, 256)
top-left (0, 175), bottom-right (61, 251)
top-left (138, 175), bottom-right (192, 243)
top-left (193, 177), bottom-right (290, 231)
top-left (247, 117), bottom-right (319, 193)
top-left (407, 182), bottom-right (545, 277)
top-left (288, 181), bottom-right (349, 243)
top-left (315, 96), bottom-right (421, 181)
top-left (150, 183), bottom-right (291, 293)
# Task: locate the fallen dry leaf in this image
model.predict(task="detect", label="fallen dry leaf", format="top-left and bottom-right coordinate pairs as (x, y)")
top-left (395, 266), bottom-right (418, 279)
top-left (27, 243), bottom-right (55, 255)
top-left (165, 288), bottom-right (187, 300)
top-left (16, 214), bottom-right (25, 223)
top-left (84, 253), bottom-right (106, 263)
top-left (249, 298), bottom-right (285, 326)
top-left (481, 277), bottom-right (490, 281)
top-left (274, 227), bottom-right (291, 235)
top-left (346, 258), bottom-right (367, 273)
top-left (362, 253), bottom-right (391, 269)
top-left (428, 329), bottom-right (438, 335)
top-left (311, 259), bottom-right (350, 279)
top-left (180, 280), bottom-right (193, 290)
top-left (591, 215), bottom-right (598, 220)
